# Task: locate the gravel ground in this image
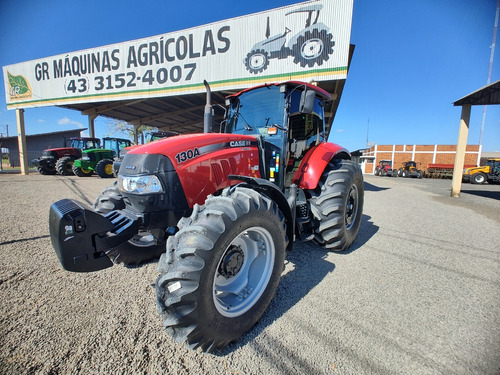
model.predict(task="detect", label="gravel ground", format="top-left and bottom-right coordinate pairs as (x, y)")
top-left (0, 173), bottom-right (499, 375)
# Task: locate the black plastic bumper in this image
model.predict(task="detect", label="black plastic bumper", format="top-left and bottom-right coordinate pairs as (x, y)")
top-left (49, 199), bottom-right (139, 272)
top-left (32, 158), bottom-right (52, 168)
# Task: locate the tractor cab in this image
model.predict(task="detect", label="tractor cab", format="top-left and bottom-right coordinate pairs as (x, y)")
top-left (224, 82), bottom-right (328, 188)
top-left (67, 137), bottom-right (100, 150)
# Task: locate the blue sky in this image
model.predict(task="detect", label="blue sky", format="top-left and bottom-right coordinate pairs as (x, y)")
top-left (0, 0), bottom-right (499, 151)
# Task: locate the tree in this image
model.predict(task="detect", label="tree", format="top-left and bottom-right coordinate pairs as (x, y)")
top-left (105, 119), bottom-right (156, 144)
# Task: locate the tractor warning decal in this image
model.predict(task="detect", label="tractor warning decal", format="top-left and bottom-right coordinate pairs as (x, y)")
top-left (244, 4), bottom-right (335, 74)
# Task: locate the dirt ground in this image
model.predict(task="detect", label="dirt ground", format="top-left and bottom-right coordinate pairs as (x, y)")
top-left (1, 173), bottom-right (499, 375)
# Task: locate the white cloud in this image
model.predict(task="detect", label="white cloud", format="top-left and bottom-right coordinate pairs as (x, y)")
top-left (58, 117), bottom-right (84, 128)
top-left (336, 129), bottom-right (344, 133)
top-left (37, 118), bottom-right (46, 123)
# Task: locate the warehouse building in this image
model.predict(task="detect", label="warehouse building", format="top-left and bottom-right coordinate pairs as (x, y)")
top-left (358, 144), bottom-right (482, 175)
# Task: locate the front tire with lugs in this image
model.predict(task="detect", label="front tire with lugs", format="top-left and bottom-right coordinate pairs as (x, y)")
top-left (308, 159), bottom-right (364, 251)
top-left (155, 187), bottom-right (287, 352)
top-left (56, 156), bottom-right (75, 176)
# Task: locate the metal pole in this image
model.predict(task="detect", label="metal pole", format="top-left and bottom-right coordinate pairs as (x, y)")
top-left (451, 105), bottom-right (471, 198)
top-left (479, 0), bottom-right (499, 146)
top-left (16, 109), bottom-right (29, 175)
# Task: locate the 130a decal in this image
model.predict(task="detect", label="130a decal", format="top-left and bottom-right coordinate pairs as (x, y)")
top-left (175, 148), bottom-right (200, 163)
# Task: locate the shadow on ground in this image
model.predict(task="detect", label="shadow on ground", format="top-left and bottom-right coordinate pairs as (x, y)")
top-left (461, 189), bottom-right (500, 201)
top-left (364, 181), bottom-right (390, 192)
top-left (218, 214), bottom-right (379, 355)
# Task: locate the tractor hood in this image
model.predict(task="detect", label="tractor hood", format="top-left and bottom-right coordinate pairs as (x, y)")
top-left (127, 132), bottom-right (260, 167)
top-left (122, 133), bottom-right (262, 207)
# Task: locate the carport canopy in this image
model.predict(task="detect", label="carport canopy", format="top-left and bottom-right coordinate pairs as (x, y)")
top-left (450, 79), bottom-right (500, 197)
top-left (5, 0), bottom-right (355, 175)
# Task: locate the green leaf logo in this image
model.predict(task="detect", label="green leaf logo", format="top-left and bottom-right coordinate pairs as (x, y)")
top-left (8, 72), bottom-right (31, 96)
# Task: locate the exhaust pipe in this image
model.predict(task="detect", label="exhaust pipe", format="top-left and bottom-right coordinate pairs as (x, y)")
top-left (203, 80), bottom-right (213, 133)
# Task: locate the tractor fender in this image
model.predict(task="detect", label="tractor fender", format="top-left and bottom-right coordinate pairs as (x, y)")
top-left (292, 142), bottom-right (350, 190)
top-left (228, 175), bottom-right (294, 251)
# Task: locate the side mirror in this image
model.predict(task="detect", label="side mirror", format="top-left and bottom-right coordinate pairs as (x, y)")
top-left (299, 89), bottom-right (316, 114)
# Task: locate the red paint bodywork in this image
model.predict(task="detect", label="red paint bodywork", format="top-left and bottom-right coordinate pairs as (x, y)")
top-left (129, 132), bottom-right (348, 207)
top-left (129, 133), bottom-right (261, 207)
top-left (292, 142), bottom-right (350, 190)
top-left (49, 147), bottom-right (81, 158)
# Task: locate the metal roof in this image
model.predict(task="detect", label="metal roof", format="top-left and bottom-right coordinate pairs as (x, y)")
top-left (56, 45), bottom-right (354, 138)
top-left (453, 79), bottom-right (500, 106)
top-left (58, 79), bottom-right (348, 137)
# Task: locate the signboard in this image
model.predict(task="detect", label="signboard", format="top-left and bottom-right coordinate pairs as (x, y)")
top-left (3, 0), bottom-right (353, 110)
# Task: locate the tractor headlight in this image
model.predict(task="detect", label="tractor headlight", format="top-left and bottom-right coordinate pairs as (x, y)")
top-left (118, 175), bottom-right (164, 194)
top-left (82, 155), bottom-right (90, 161)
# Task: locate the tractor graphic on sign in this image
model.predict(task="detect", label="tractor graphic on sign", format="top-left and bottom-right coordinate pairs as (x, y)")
top-left (244, 4), bottom-right (335, 74)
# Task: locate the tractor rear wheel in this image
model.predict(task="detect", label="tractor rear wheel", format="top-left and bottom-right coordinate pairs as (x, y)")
top-left (156, 187), bottom-right (287, 352)
top-left (56, 156), bottom-right (74, 176)
top-left (93, 184), bottom-right (165, 266)
top-left (307, 159), bottom-right (364, 251)
top-left (96, 159), bottom-right (114, 178)
top-left (292, 28), bottom-right (335, 68)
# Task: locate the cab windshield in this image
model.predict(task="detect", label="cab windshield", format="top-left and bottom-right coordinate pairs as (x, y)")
top-left (225, 86), bottom-right (285, 140)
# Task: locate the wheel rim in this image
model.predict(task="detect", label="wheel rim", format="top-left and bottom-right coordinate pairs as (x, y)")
top-left (249, 53), bottom-right (267, 70)
top-left (104, 163), bottom-right (113, 175)
top-left (301, 38), bottom-right (323, 59)
top-left (65, 163), bottom-right (73, 173)
top-left (345, 185), bottom-right (359, 230)
top-left (213, 226), bottom-right (275, 318)
top-left (128, 232), bottom-right (155, 247)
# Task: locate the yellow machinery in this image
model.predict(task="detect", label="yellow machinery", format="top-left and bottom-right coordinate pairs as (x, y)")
top-left (463, 158), bottom-right (500, 184)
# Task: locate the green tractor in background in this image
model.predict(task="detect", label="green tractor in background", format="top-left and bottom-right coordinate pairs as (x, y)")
top-left (72, 137), bottom-right (132, 178)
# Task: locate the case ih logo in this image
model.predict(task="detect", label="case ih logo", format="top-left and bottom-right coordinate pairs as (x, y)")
top-left (244, 4), bottom-right (335, 74)
top-left (7, 71), bottom-right (32, 100)
top-left (230, 140), bottom-right (251, 147)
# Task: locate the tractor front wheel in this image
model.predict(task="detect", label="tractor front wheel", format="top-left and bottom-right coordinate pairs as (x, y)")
top-left (472, 173), bottom-right (487, 184)
top-left (93, 184), bottom-right (165, 266)
top-left (307, 159), bottom-right (364, 251)
top-left (72, 164), bottom-right (93, 177)
top-left (244, 49), bottom-right (270, 74)
top-left (37, 166), bottom-right (57, 175)
top-left (156, 187), bottom-right (287, 352)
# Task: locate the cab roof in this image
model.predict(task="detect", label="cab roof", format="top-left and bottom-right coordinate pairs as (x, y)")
top-left (227, 81), bottom-right (332, 102)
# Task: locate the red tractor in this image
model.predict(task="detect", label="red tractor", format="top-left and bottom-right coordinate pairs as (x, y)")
top-left (32, 137), bottom-right (100, 175)
top-left (49, 81), bottom-right (364, 352)
top-left (374, 159), bottom-right (395, 177)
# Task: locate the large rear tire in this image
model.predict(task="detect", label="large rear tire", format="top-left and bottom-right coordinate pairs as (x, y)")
top-left (292, 28), bottom-right (335, 68)
top-left (307, 159), bottom-right (364, 251)
top-left (156, 187), bottom-right (287, 352)
top-left (96, 159), bottom-right (114, 178)
top-left (93, 184), bottom-right (165, 266)
top-left (56, 156), bottom-right (75, 176)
